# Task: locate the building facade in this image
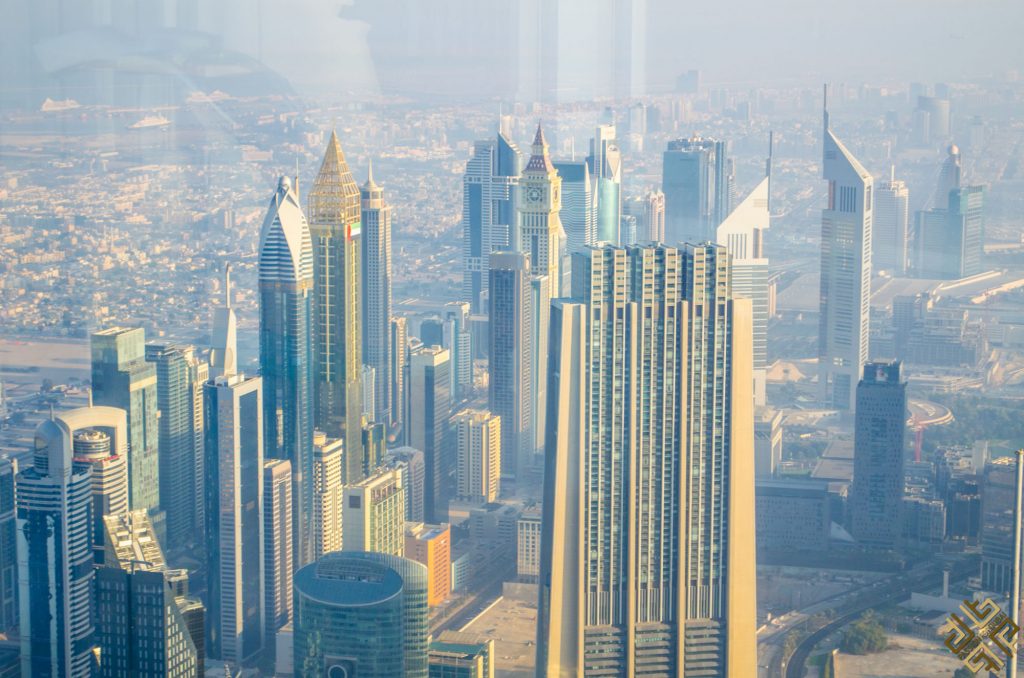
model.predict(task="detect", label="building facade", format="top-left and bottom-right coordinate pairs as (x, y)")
top-left (519, 124), bottom-right (564, 297)
top-left (407, 346), bottom-right (452, 523)
top-left (662, 136), bottom-right (732, 243)
top-left (361, 160), bottom-right (394, 427)
top-left (342, 467), bottom-right (406, 556)
top-left (264, 458), bottom-right (294, 648)
top-left (453, 409), bottom-right (501, 504)
top-left (406, 522), bottom-right (452, 607)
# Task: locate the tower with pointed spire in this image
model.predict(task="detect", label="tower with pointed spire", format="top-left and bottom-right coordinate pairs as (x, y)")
top-left (360, 160), bottom-right (394, 432)
top-left (818, 85), bottom-right (873, 411)
top-left (518, 123), bottom-right (565, 297)
top-left (259, 173), bottom-right (315, 568)
top-left (210, 264), bottom-right (237, 380)
top-left (308, 131), bottom-right (364, 484)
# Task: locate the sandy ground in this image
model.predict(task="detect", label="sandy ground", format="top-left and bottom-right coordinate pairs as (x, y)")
top-left (833, 633), bottom-right (965, 678)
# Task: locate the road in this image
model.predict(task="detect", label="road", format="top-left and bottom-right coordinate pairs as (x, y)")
top-left (431, 561), bottom-right (516, 634)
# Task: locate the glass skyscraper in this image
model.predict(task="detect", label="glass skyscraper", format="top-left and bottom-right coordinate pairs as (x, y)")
top-left (662, 136), bottom-right (733, 244)
top-left (293, 551), bottom-right (429, 677)
top-left (361, 160), bottom-right (394, 428)
top-left (259, 174), bottom-right (316, 567)
top-left (537, 243), bottom-right (757, 676)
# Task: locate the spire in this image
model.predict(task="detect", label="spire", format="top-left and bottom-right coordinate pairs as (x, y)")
top-left (295, 156), bottom-right (300, 200)
top-left (766, 131), bottom-right (774, 213)
top-left (533, 122), bottom-right (547, 149)
top-left (309, 130), bottom-right (360, 227)
top-left (224, 263), bottom-right (232, 308)
top-left (363, 157), bottom-right (379, 191)
top-left (525, 121), bottom-right (555, 173)
top-left (823, 83), bottom-right (830, 131)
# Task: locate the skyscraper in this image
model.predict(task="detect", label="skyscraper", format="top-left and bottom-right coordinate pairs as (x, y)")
top-left (407, 346), bottom-right (452, 523)
top-left (342, 467), bottom-right (406, 556)
top-left (538, 243), bottom-right (757, 676)
top-left (818, 95), bottom-right (873, 411)
top-left (0, 458), bottom-right (16, 633)
top-left (717, 176), bottom-right (771, 405)
top-left (391, 316), bottom-right (409, 436)
top-left (662, 136), bottom-right (733, 243)
top-left (443, 301), bottom-right (473, 402)
top-left (530, 273), bottom-right (550, 463)
top-left (361, 160), bottom-right (394, 426)
top-left (453, 409), bottom-right (502, 504)
top-left (293, 552), bottom-right (429, 677)
top-left (19, 418), bottom-right (97, 676)
top-left (488, 252), bottom-right (531, 479)
top-left (259, 174), bottom-right (315, 567)
top-left (312, 432), bottom-right (344, 558)
top-left (981, 456), bottom-right (1018, 593)
top-left (916, 185), bottom-right (986, 280)
top-left (626, 189), bottom-right (666, 244)
top-left (384, 446), bottom-right (426, 523)
top-left (91, 326), bottom-right (160, 515)
top-left (405, 523), bottom-right (452, 607)
top-left (462, 131), bottom-right (522, 312)
top-left (519, 124), bottom-right (565, 297)
top-left (587, 124), bottom-right (622, 245)
top-left (873, 168), bottom-right (910, 275)
top-left (145, 343), bottom-right (207, 551)
top-left (264, 458), bottom-right (294, 649)
top-left (309, 132), bottom-right (364, 482)
top-left (209, 265), bottom-right (238, 381)
top-left (552, 159), bottom-right (595, 255)
top-left (203, 371), bottom-right (265, 664)
top-left (934, 144), bottom-right (962, 208)
top-left (850, 361), bottom-right (907, 550)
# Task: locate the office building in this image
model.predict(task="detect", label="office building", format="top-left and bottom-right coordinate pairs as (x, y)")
top-left (454, 409), bottom-right (501, 504)
top-left (916, 185), bottom-right (986, 280)
top-left (519, 123), bottom-right (565, 296)
top-left (406, 522), bottom-right (452, 607)
top-left (552, 159), bottom-right (595, 255)
top-left (384, 447), bottom-right (426, 523)
top-left (91, 326), bottom-right (160, 515)
top-left (209, 265), bottom-right (238, 381)
top-left (264, 459), bottom-right (294, 647)
top-left (462, 131), bottom-right (522, 312)
top-left (516, 507), bottom-right (542, 583)
top-left (934, 144), bottom-right (962, 207)
top-left (716, 175), bottom-right (771, 404)
top-left (626, 189), bottom-right (665, 243)
top-left (259, 174), bottom-right (316, 568)
top-left (428, 632), bottom-right (495, 678)
top-left (981, 456), bottom-right (1018, 593)
top-left (916, 95), bottom-right (951, 143)
top-left (362, 421), bottom-right (386, 476)
top-left (755, 480), bottom-right (831, 552)
top-left (422, 318), bottom-right (445, 348)
top-left (488, 252), bottom-right (531, 479)
top-left (309, 132), bottom-right (364, 482)
top-left (530, 273), bottom-right (550, 463)
top-left (203, 372), bottom-right (264, 663)
top-left (391, 316), bottom-right (409, 435)
top-left (96, 511), bottom-right (202, 678)
top-left (145, 343), bottom-right (206, 551)
top-left (662, 136), bottom-right (732, 243)
top-left (407, 346), bottom-right (452, 522)
top-left (818, 97), bottom-right (873, 411)
top-left (444, 302), bottom-right (474, 402)
top-left (0, 459), bottom-right (15, 633)
top-left (873, 169), bottom-right (910, 275)
top-left (19, 418), bottom-right (97, 676)
top-left (293, 552), bottom-right (429, 677)
top-left (538, 243), bottom-right (757, 676)
top-left (342, 467), bottom-right (405, 556)
top-left (754, 407), bottom-right (783, 478)
top-left (361, 364), bottom-right (376, 421)
top-left (850, 361), bottom-right (907, 549)
top-left (311, 432), bottom-right (343, 557)
top-left (362, 160), bottom-right (394, 426)
top-left (587, 124), bottom-right (622, 245)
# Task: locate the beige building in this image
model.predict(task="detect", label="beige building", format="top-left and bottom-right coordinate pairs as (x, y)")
top-left (405, 522), bottom-right (452, 606)
top-left (312, 432), bottom-right (344, 557)
top-left (454, 409), bottom-right (502, 504)
top-left (342, 467), bottom-right (405, 556)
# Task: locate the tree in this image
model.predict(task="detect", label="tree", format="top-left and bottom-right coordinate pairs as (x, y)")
top-left (840, 610), bottom-right (888, 655)
top-left (954, 667), bottom-right (976, 678)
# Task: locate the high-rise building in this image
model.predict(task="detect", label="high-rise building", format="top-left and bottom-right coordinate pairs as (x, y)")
top-left (19, 418), bottom-right (97, 676)
top-left (552, 160), bottom-right (595, 255)
top-left (145, 343), bottom-right (206, 551)
top-left (538, 243), bottom-right (757, 676)
top-left (203, 372), bottom-right (265, 664)
top-left (516, 507), bottom-right (542, 584)
top-left (916, 185), bottom-right (986, 280)
top-left (391, 316), bottom-right (409, 436)
top-left (717, 175), bottom-right (771, 405)
top-left (264, 458), bottom-right (294, 649)
top-left (462, 131), bottom-right (522, 312)
top-left (587, 124), bottom-right (622, 245)
top-left (209, 265), bottom-right (238, 381)
top-left (934, 144), bottom-right (962, 208)
top-left (488, 252), bottom-right (531, 479)
top-left (981, 456), bottom-right (1018, 593)
top-left (428, 631), bottom-right (495, 678)
top-left (519, 123), bottom-right (565, 297)
top-left (53, 406), bottom-right (129, 559)
top-left (626, 189), bottom-right (666, 244)
top-left (405, 522), bottom-right (452, 607)
top-left (308, 132), bottom-right (364, 483)
top-left (530, 273), bottom-right (550, 463)
top-left (754, 407), bottom-right (784, 479)
top-left (444, 301), bottom-right (473, 402)
top-left (96, 511), bottom-right (202, 678)
top-left (91, 326), bottom-right (160, 515)
top-left (850, 361), bottom-right (907, 550)
top-left (384, 447), bottom-right (426, 523)
top-left (362, 421), bottom-right (386, 476)
top-left (407, 346), bottom-right (452, 523)
top-left (818, 97), bottom-right (873, 411)
top-left (453, 409), bottom-right (501, 504)
top-left (662, 136), bottom-right (733, 243)
top-left (361, 160), bottom-right (394, 426)
top-left (259, 175), bottom-right (315, 568)
top-left (342, 467), bottom-right (405, 556)
top-left (312, 432), bottom-right (344, 558)
top-left (293, 552), bottom-right (429, 677)
top-left (0, 458), bottom-right (16, 633)
top-left (873, 169), bottom-right (910, 275)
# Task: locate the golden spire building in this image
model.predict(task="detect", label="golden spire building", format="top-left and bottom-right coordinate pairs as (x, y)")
top-left (308, 131), bottom-right (365, 483)
top-left (519, 123), bottom-right (565, 297)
